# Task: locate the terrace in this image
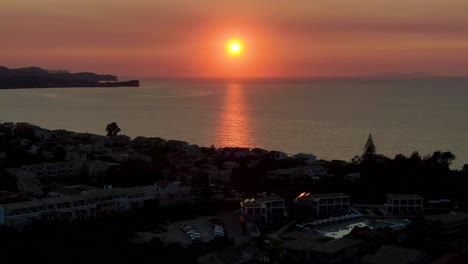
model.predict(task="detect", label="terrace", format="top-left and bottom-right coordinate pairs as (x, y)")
top-left (295, 214), bottom-right (411, 239)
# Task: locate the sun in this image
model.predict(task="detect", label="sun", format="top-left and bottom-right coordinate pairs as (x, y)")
top-left (227, 40), bottom-right (242, 55)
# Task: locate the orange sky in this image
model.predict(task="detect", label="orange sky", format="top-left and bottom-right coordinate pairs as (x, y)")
top-left (1, 0), bottom-right (468, 78)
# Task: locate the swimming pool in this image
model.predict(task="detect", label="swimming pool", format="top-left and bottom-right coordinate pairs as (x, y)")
top-left (317, 219), bottom-right (411, 239)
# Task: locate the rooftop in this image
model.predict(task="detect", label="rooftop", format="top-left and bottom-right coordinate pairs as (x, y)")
top-left (51, 184), bottom-right (98, 196)
top-left (280, 231), bottom-right (323, 241)
top-left (283, 239), bottom-right (321, 252)
top-left (362, 254), bottom-right (412, 264)
top-left (198, 245), bottom-right (258, 264)
top-left (425, 212), bottom-right (468, 224)
top-left (312, 193), bottom-right (349, 198)
top-left (386, 193), bottom-right (422, 199)
top-left (241, 195), bottom-right (284, 206)
top-left (296, 192), bottom-right (349, 201)
top-left (362, 245), bottom-right (426, 264)
top-left (311, 238), bottom-right (360, 254)
top-left (2, 198), bottom-right (46, 210)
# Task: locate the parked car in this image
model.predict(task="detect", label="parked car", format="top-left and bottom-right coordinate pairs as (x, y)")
top-left (190, 233), bottom-right (201, 241)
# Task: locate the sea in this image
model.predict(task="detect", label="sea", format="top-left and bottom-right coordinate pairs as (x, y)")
top-left (1, 77), bottom-right (467, 168)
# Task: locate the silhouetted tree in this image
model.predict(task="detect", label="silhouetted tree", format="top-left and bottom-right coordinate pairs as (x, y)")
top-left (409, 151), bottom-right (422, 164)
top-left (362, 134), bottom-right (376, 159)
top-left (463, 164), bottom-right (468, 173)
top-left (440, 151), bottom-right (456, 167)
top-left (350, 155), bottom-right (362, 165)
top-left (105, 122), bottom-right (121, 137)
top-left (425, 151), bottom-right (456, 168)
top-left (394, 154), bottom-right (407, 162)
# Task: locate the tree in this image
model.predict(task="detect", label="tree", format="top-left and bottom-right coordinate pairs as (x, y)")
top-left (440, 151), bottom-right (456, 167)
top-left (409, 151), bottom-right (422, 163)
top-left (394, 154), bottom-right (407, 162)
top-left (426, 151), bottom-right (456, 168)
top-left (463, 164), bottom-right (468, 173)
top-left (351, 155), bottom-right (362, 165)
top-left (105, 122), bottom-right (121, 137)
top-left (362, 134), bottom-right (376, 158)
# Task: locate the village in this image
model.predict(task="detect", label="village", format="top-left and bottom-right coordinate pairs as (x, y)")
top-left (0, 122), bottom-right (467, 263)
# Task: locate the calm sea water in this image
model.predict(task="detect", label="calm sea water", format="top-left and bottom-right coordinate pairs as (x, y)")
top-left (1, 78), bottom-right (467, 168)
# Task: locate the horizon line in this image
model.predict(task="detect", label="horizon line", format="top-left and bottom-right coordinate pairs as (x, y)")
top-left (127, 74), bottom-right (468, 81)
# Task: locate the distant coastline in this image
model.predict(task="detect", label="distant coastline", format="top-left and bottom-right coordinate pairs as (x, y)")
top-left (0, 66), bottom-right (139, 89)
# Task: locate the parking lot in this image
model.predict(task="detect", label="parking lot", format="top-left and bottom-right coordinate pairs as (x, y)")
top-left (132, 216), bottom-right (221, 247)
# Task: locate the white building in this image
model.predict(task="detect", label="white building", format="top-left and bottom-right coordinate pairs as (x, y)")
top-left (240, 195), bottom-right (286, 223)
top-left (0, 182), bottom-right (192, 229)
top-left (295, 193), bottom-right (350, 217)
top-left (298, 165), bottom-right (327, 177)
top-left (21, 162), bottom-right (81, 181)
top-left (269, 151), bottom-right (288, 160)
top-left (267, 164), bottom-right (327, 183)
top-left (383, 194), bottom-right (423, 215)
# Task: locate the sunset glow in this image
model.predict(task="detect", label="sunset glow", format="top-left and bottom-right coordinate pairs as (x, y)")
top-left (1, 1), bottom-right (468, 78)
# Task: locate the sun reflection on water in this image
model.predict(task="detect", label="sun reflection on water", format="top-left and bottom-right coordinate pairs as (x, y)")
top-left (215, 83), bottom-right (253, 148)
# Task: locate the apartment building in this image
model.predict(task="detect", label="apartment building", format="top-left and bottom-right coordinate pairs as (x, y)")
top-left (295, 193), bottom-right (350, 217)
top-left (0, 182), bottom-right (191, 229)
top-left (240, 195), bottom-right (286, 223)
top-left (383, 194), bottom-right (423, 215)
top-left (22, 162), bottom-right (79, 181)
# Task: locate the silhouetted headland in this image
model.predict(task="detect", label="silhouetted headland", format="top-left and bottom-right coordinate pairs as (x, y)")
top-left (0, 66), bottom-right (139, 88)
